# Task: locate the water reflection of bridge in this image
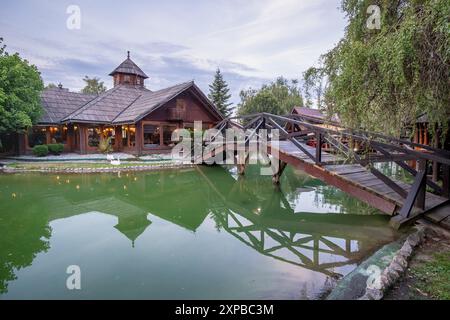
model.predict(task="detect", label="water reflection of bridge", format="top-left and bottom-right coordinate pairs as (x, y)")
top-left (213, 209), bottom-right (362, 278)
top-left (196, 166), bottom-right (397, 278)
top-left (0, 166), bottom-right (398, 294)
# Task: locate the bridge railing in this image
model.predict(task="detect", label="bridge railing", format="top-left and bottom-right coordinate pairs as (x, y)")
top-left (212, 112), bottom-right (450, 219)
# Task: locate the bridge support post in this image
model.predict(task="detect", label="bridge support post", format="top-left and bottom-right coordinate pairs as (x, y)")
top-left (443, 164), bottom-right (450, 199)
top-left (315, 132), bottom-right (322, 165)
top-left (237, 153), bottom-right (249, 175)
top-left (272, 160), bottom-right (287, 185)
top-left (415, 159), bottom-right (427, 210)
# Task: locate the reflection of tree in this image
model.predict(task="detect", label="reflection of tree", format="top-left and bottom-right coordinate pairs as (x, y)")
top-left (375, 162), bottom-right (414, 184)
top-left (0, 204), bottom-right (51, 293)
top-left (317, 185), bottom-right (380, 215)
top-left (228, 165), bottom-right (381, 215)
top-left (0, 164), bottom-right (397, 295)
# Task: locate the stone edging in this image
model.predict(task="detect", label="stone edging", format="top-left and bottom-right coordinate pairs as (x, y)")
top-left (1, 163), bottom-right (195, 174)
top-left (359, 226), bottom-right (426, 300)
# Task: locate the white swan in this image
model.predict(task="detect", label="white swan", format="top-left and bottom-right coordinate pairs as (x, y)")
top-left (110, 156), bottom-right (121, 166)
top-left (106, 154), bottom-right (114, 161)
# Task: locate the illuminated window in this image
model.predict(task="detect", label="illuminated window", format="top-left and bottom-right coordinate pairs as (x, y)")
top-left (28, 127), bottom-right (46, 147)
top-left (162, 125), bottom-right (177, 146)
top-left (51, 126), bottom-right (67, 144)
top-left (87, 127), bottom-right (100, 147)
top-left (143, 124), bottom-right (160, 148)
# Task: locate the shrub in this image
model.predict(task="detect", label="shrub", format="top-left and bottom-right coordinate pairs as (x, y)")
top-left (98, 136), bottom-right (112, 154)
top-left (47, 143), bottom-right (64, 155)
top-left (32, 145), bottom-right (49, 157)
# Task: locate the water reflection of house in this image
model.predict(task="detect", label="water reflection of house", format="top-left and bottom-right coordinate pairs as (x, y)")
top-left (45, 196), bottom-right (152, 247)
top-left (0, 167), bottom-right (400, 294)
top-left (114, 214), bottom-right (151, 248)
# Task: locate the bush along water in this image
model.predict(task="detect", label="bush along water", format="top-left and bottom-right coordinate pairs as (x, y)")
top-left (47, 143), bottom-right (64, 155)
top-left (32, 145), bottom-right (49, 157)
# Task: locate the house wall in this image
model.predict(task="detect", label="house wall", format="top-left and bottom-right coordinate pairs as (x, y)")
top-left (134, 91), bottom-right (219, 155)
top-left (15, 90), bottom-right (221, 156)
top-left (142, 91), bottom-right (218, 124)
top-left (113, 74), bottom-right (145, 87)
top-left (16, 125), bottom-right (77, 155)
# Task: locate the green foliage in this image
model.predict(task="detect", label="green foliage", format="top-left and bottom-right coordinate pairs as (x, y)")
top-left (32, 145), bottom-right (48, 157)
top-left (412, 251), bottom-right (450, 300)
top-left (45, 83), bottom-right (57, 89)
top-left (81, 76), bottom-right (106, 95)
top-left (98, 136), bottom-right (112, 154)
top-left (320, 0), bottom-right (450, 139)
top-left (237, 77), bottom-right (303, 116)
top-left (0, 38), bottom-right (44, 135)
top-left (47, 143), bottom-right (64, 155)
top-left (208, 68), bottom-right (234, 117)
top-left (302, 65), bottom-right (326, 109)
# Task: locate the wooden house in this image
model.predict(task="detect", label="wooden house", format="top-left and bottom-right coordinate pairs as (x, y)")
top-left (18, 52), bottom-right (223, 155)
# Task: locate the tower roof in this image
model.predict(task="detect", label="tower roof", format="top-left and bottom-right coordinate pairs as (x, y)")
top-left (109, 51), bottom-right (149, 79)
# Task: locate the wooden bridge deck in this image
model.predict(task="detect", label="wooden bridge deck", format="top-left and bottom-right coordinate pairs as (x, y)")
top-left (269, 140), bottom-right (448, 216)
top-left (202, 113), bottom-right (450, 228)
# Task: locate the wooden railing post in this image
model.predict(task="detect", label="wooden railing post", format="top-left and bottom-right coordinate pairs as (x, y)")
top-left (415, 159), bottom-right (427, 210)
top-left (315, 132), bottom-right (322, 165)
top-left (443, 164), bottom-right (450, 199)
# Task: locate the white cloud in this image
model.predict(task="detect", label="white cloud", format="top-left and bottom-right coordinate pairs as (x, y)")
top-left (0, 0), bottom-right (346, 104)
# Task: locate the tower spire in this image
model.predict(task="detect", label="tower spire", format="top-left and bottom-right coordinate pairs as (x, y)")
top-left (109, 51), bottom-right (148, 87)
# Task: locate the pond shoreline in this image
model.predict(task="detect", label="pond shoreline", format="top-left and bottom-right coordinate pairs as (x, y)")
top-left (0, 161), bottom-right (195, 174)
top-left (326, 222), bottom-right (450, 300)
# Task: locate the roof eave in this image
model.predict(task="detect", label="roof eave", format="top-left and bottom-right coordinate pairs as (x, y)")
top-left (36, 122), bottom-right (59, 126)
top-left (62, 119), bottom-right (112, 125)
top-left (108, 71), bottom-right (149, 79)
top-left (129, 82), bottom-right (224, 124)
top-left (190, 83), bottom-right (225, 120)
top-left (127, 82), bottom-right (195, 124)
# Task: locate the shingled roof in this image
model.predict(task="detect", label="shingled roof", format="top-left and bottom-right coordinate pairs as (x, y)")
top-left (109, 55), bottom-right (148, 79)
top-left (38, 54), bottom-right (223, 125)
top-left (291, 106), bottom-right (340, 123)
top-left (292, 107), bottom-right (325, 120)
top-left (62, 85), bottom-right (149, 124)
top-left (112, 81), bottom-right (195, 124)
top-left (39, 88), bottom-right (96, 124)
top-left (38, 81), bottom-right (222, 125)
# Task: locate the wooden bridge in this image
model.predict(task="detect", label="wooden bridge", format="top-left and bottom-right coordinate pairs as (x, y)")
top-left (200, 112), bottom-right (450, 229)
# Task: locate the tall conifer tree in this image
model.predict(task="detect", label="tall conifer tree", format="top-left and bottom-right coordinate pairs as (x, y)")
top-left (208, 68), bottom-right (233, 117)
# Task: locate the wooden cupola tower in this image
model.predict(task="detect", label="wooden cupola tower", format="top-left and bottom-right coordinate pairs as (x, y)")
top-left (109, 51), bottom-right (149, 87)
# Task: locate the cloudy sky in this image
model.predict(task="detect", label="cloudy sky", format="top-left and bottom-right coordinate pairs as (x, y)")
top-left (0, 0), bottom-right (346, 105)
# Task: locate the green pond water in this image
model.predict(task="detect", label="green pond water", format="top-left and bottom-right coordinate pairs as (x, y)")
top-left (0, 165), bottom-right (402, 299)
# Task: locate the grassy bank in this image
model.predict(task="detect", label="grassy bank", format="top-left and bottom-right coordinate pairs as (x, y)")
top-left (411, 251), bottom-right (450, 299)
top-left (385, 225), bottom-right (450, 300)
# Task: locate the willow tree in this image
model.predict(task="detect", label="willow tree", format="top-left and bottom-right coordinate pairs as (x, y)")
top-left (321, 0), bottom-right (449, 139)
